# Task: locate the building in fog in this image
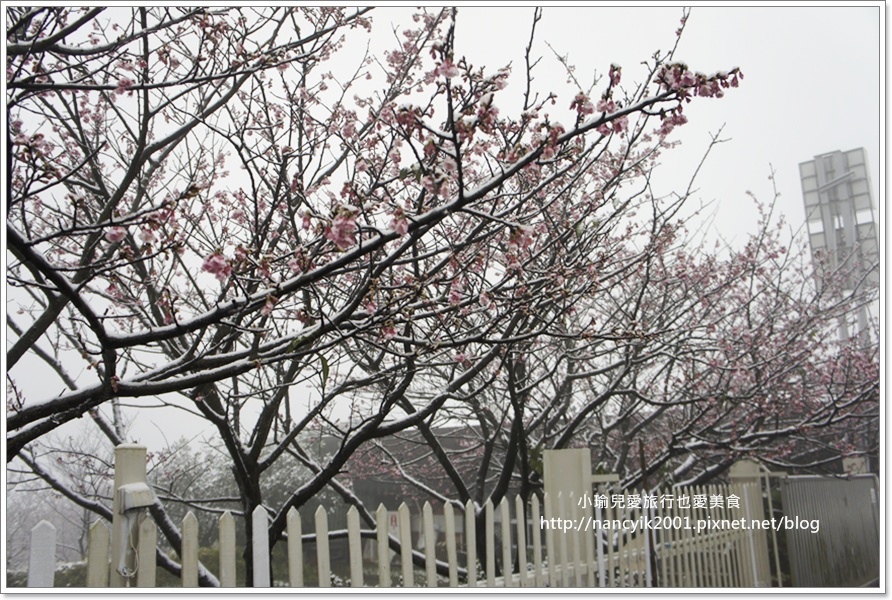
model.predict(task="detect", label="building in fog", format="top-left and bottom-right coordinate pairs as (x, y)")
top-left (798, 148), bottom-right (879, 342)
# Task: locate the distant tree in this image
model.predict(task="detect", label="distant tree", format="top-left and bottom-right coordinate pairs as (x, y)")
top-left (17, 6), bottom-right (862, 587)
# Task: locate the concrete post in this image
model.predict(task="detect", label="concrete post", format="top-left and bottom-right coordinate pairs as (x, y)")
top-left (110, 444), bottom-right (147, 587)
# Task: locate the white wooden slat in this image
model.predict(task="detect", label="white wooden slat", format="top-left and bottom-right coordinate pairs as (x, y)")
top-left (583, 492), bottom-right (595, 588)
top-left (347, 505), bottom-right (363, 587)
top-left (569, 491), bottom-right (582, 587)
top-left (252, 506), bottom-right (270, 587)
top-left (595, 500), bottom-right (606, 588)
top-left (543, 492), bottom-right (556, 587)
top-left (656, 495), bottom-right (667, 587)
top-left (531, 495), bottom-right (543, 587)
top-left (641, 490), bottom-right (652, 588)
top-left (443, 503), bottom-right (458, 587)
top-left (315, 505), bottom-right (331, 588)
top-left (688, 485), bottom-right (700, 587)
top-left (136, 512), bottom-right (157, 587)
top-left (219, 511), bottom-right (236, 588)
top-left (398, 502), bottom-right (413, 588)
top-left (181, 512), bottom-right (199, 587)
top-left (27, 521), bottom-right (56, 588)
top-left (86, 520), bottom-right (109, 588)
top-left (464, 500), bottom-right (477, 587)
top-left (484, 499), bottom-right (495, 588)
top-left (557, 492), bottom-right (570, 587)
top-left (708, 483), bottom-right (721, 586)
top-left (423, 502), bottom-right (436, 587)
top-left (615, 494), bottom-right (625, 588)
top-left (376, 504), bottom-right (391, 588)
top-left (500, 497), bottom-right (512, 587)
top-left (692, 485), bottom-right (704, 587)
top-left (515, 495), bottom-right (527, 587)
top-left (287, 507), bottom-right (303, 587)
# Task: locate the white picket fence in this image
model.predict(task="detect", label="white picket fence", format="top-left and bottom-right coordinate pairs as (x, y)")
top-left (23, 486), bottom-right (767, 588)
top-left (20, 445), bottom-right (773, 588)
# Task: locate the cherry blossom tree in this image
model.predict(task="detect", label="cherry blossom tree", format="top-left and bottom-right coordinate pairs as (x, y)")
top-left (16, 6), bottom-right (873, 587)
top-left (340, 171), bottom-right (878, 578)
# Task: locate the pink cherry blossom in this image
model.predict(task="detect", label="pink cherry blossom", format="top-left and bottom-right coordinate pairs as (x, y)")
top-left (454, 353), bottom-right (472, 367)
top-left (390, 209), bottom-right (409, 236)
top-left (105, 227), bottom-right (127, 243)
top-left (201, 252), bottom-right (232, 282)
top-left (570, 92), bottom-right (595, 116)
top-left (325, 213), bottom-right (357, 250)
top-left (115, 77), bottom-right (135, 95)
top-left (138, 228), bottom-right (156, 243)
top-left (436, 59), bottom-right (460, 79)
top-left (260, 295), bottom-right (277, 316)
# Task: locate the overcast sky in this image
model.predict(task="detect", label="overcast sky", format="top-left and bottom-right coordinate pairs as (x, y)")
top-left (11, 4), bottom-right (883, 452)
top-left (440, 4), bottom-right (882, 244)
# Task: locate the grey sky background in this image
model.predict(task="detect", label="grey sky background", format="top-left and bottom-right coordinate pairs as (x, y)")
top-left (442, 4), bottom-right (882, 243)
top-left (7, 4), bottom-right (883, 453)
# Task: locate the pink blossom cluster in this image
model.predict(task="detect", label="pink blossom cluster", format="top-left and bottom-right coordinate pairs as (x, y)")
top-left (325, 212), bottom-right (357, 250)
top-left (115, 77), bottom-right (135, 95)
top-left (595, 98), bottom-right (629, 135)
top-left (389, 208), bottom-right (409, 236)
top-left (657, 63), bottom-right (742, 99)
top-left (202, 252), bottom-right (232, 282)
top-left (536, 122), bottom-right (566, 160)
top-left (656, 112), bottom-right (689, 137)
top-left (394, 105), bottom-right (422, 135)
top-left (570, 92), bottom-right (595, 116)
top-left (260, 295), bottom-right (277, 316)
top-left (105, 226), bottom-right (127, 243)
top-left (435, 58), bottom-right (460, 79)
top-left (476, 97), bottom-right (500, 134)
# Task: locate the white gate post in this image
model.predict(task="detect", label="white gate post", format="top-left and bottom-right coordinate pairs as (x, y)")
top-left (729, 460), bottom-right (770, 587)
top-left (110, 444), bottom-right (148, 587)
top-left (543, 449), bottom-right (594, 586)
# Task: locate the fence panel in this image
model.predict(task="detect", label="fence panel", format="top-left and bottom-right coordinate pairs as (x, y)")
top-left (780, 475), bottom-right (880, 587)
top-left (26, 447), bottom-right (812, 590)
